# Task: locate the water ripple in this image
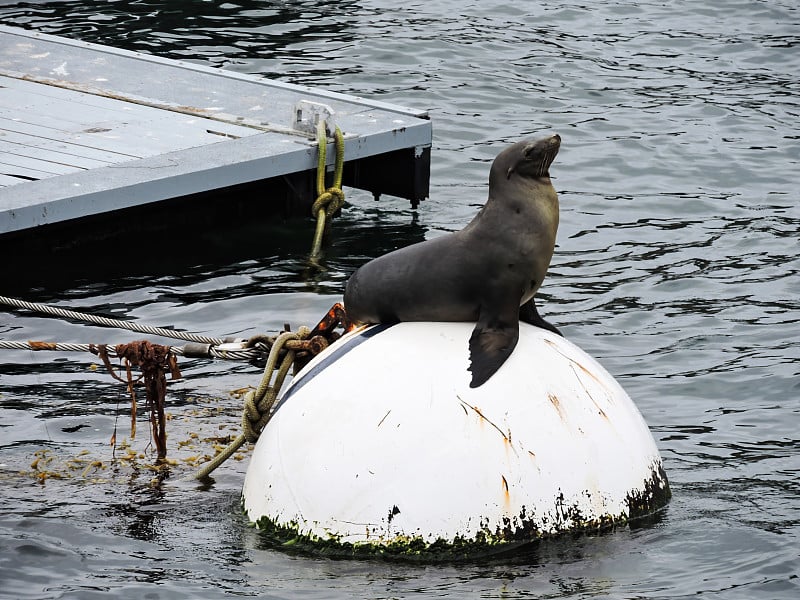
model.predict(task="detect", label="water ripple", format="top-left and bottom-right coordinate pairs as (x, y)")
top-left (1, 1), bottom-right (799, 598)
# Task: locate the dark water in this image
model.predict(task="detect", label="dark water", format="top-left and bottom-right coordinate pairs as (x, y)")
top-left (1, 0), bottom-right (799, 598)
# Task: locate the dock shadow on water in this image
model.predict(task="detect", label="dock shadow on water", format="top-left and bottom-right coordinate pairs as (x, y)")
top-left (1, 0), bottom-right (799, 598)
top-left (2, 192), bottom-right (427, 299)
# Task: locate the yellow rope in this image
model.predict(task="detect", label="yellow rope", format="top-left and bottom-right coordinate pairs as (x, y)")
top-left (310, 123), bottom-right (346, 259)
top-left (193, 327), bottom-right (310, 480)
top-left (315, 119), bottom-right (327, 197)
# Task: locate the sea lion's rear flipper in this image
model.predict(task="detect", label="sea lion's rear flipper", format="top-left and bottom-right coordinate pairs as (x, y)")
top-left (468, 304), bottom-right (520, 388)
top-left (519, 298), bottom-right (562, 337)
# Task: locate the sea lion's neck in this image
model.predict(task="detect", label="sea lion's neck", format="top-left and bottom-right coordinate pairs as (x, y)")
top-left (482, 176), bottom-right (558, 230)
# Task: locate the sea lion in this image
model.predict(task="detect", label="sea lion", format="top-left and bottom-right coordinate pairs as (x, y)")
top-left (344, 133), bottom-right (562, 387)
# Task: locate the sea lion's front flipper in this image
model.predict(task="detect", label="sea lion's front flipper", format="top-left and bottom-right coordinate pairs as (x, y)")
top-left (519, 298), bottom-right (562, 337)
top-left (468, 303), bottom-right (520, 388)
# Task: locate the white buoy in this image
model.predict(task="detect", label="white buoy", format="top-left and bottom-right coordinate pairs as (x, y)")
top-left (242, 322), bottom-right (670, 556)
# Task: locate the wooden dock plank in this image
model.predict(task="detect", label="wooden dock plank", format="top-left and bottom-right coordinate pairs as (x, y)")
top-left (1, 75), bottom-right (259, 164)
top-left (0, 123), bottom-right (135, 165)
top-left (0, 135), bottom-right (114, 170)
top-left (0, 157), bottom-right (61, 180)
top-left (0, 149), bottom-right (82, 175)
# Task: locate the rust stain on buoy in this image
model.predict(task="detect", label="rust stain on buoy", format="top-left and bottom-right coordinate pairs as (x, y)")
top-left (501, 474), bottom-right (511, 510)
top-left (458, 396), bottom-right (511, 443)
top-left (548, 392), bottom-right (567, 422)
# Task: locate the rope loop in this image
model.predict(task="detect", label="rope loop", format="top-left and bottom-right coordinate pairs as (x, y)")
top-left (310, 123), bottom-right (345, 259)
top-left (194, 325), bottom-right (312, 479)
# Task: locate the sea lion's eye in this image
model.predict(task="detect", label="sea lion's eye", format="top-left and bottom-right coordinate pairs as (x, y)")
top-left (523, 145), bottom-right (537, 158)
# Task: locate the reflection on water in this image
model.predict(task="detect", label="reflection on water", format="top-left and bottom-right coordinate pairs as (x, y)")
top-left (1, 0), bottom-right (798, 598)
top-left (4, 0), bottom-right (364, 75)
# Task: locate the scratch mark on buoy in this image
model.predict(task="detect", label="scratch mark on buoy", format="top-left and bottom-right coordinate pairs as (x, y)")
top-left (543, 338), bottom-right (611, 395)
top-left (570, 364), bottom-right (609, 419)
top-left (457, 396), bottom-right (508, 441)
top-left (457, 396), bottom-right (518, 457)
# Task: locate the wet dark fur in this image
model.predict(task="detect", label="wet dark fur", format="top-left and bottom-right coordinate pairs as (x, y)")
top-left (345, 134), bottom-right (563, 387)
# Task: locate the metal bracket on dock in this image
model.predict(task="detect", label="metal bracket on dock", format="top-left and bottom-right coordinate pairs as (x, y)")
top-left (292, 101), bottom-right (337, 137)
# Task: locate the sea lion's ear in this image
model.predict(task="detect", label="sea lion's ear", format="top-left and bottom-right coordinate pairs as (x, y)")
top-left (506, 166), bottom-right (515, 179)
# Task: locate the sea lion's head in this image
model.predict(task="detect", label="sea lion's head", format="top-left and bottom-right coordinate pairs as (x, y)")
top-left (494, 133), bottom-right (561, 181)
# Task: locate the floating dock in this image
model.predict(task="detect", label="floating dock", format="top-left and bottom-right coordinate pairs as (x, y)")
top-left (0, 25), bottom-right (431, 243)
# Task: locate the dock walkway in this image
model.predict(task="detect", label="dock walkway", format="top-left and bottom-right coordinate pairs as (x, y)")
top-left (0, 25), bottom-right (431, 240)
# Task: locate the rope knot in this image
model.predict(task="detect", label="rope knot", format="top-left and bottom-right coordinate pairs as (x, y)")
top-left (311, 187), bottom-right (346, 219)
top-left (241, 390), bottom-right (265, 444)
top-left (237, 327), bottom-right (311, 445)
top-left (194, 324), bottom-right (318, 480)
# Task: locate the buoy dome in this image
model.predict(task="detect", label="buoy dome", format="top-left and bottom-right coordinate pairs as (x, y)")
top-left (242, 322), bottom-right (670, 556)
